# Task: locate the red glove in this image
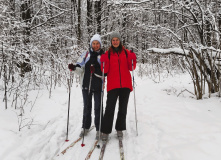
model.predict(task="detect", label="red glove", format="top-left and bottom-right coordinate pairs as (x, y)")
top-left (128, 50), bottom-right (137, 63)
top-left (90, 65), bottom-right (95, 73)
top-left (127, 50), bottom-right (137, 71)
top-left (100, 54), bottom-right (109, 64)
top-left (100, 53), bottom-right (109, 73)
top-left (68, 63), bottom-right (76, 71)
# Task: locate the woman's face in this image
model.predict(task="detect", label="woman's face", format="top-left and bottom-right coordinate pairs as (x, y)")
top-left (92, 40), bottom-right (101, 51)
top-left (111, 38), bottom-right (120, 48)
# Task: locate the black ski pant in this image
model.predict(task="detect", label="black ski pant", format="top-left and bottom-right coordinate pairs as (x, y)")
top-left (82, 89), bottom-right (102, 131)
top-left (101, 88), bottom-right (130, 134)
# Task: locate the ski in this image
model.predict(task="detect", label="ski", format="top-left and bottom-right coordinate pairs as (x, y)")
top-left (59, 137), bottom-right (82, 155)
top-left (85, 140), bottom-right (99, 160)
top-left (118, 137), bottom-right (125, 160)
top-left (57, 126), bottom-right (95, 156)
top-left (98, 140), bottom-right (108, 160)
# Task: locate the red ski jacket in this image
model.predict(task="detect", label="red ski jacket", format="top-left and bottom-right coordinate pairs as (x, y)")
top-left (100, 46), bottom-right (136, 92)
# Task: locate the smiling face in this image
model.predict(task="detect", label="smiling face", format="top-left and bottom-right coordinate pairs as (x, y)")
top-left (111, 37), bottom-right (120, 48)
top-left (92, 40), bottom-right (101, 51)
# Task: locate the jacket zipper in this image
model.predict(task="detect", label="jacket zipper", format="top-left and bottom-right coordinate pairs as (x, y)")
top-left (118, 53), bottom-right (122, 88)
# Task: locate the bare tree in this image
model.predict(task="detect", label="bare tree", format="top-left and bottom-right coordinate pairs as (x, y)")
top-left (77, 0), bottom-right (81, 45)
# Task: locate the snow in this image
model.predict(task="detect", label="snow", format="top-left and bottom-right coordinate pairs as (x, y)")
top-left (147, 47), bottom-right (188, 55)
top-left (1, 67), bottom-right (221, 160)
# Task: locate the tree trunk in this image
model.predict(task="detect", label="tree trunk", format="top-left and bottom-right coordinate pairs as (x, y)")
top-left (95, 0), bottom-right (101, 34)
top-left (87, 0), bottom-right (93, 39)
top-left (205, 20), bottom-right (211, 47)
top-left (70, 0), bottom-right (76, 41)
top-left (21, 0), bottom-right (31, 43)
top-left (122, 12), bottom-right (127, 46)
top-left (2, 42), bottom-right (8, 109)
top-left (20, 0), bottom-right (32, 77)
top-left (77, 0), bottom-right (81, 45)
top-left (218, 13), bottom-right (221, 49)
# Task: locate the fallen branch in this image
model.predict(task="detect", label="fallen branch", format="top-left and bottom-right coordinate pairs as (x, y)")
top-left (177, 89), bottom-right (194, 97)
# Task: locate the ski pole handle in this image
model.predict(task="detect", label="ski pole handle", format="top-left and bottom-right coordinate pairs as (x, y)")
top-left (90, 64), bottom-right (95, 73)
top-left (88, 64), bottom-right (94, 94)
top-left (132, 60), bottom-right (135, 88)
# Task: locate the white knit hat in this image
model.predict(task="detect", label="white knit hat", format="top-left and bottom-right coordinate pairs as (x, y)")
top-left (90, 34), bottom-right (102, 48)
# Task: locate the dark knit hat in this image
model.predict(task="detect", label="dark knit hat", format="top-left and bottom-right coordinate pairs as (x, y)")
top-left (110, 31), bottom-right (121, 42)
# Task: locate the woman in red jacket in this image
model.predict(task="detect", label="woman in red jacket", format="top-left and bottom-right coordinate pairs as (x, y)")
top-left (100, 31), bottom-right (136, 140)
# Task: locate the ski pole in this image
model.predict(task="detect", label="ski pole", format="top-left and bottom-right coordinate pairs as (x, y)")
top-left (88, 64), bottom-right (93, 94)
top-left (66, 71), bottom-right (72, 142)
top-left (97, 62), bottom-right (105, 148)
top-left (132, 57), bottom-right (138, 136)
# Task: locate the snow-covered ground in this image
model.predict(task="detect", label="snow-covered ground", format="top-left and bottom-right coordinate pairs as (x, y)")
top-left (1, 69), bottom-right (221, 160)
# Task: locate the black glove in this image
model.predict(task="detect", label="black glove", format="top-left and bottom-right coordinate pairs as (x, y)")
top-left (90, 65), bottom-right (95, 73)
top-left (68, 63), bottom-right (76, 71)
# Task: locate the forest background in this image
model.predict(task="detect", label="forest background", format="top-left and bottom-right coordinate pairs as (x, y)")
top-left (0, 0), bottom-right (221, 131)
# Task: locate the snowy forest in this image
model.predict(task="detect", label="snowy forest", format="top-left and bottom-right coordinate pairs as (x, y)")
top-left (1, 0), bottom-right (221, 105)
top-left (1, 0), bottom-right (221, 160)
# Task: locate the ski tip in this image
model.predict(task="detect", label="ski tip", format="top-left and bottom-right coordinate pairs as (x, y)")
top-left (65, 139), bottom-right (69, 142)
top-left (81, 143), bottom-right (85, 147)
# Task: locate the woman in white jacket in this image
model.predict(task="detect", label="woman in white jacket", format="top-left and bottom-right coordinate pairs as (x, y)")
top-left (68, 34), bottom-right (104, 140)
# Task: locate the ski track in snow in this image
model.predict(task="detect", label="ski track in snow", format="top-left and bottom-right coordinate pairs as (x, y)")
top-left (1, 72), bottom-right (221, 160)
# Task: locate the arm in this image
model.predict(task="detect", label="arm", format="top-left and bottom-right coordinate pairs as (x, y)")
top-left (68, 51), bottom-right (87, 75)
top-left (127, 50), bottom-right (137, 71)
top-left (100, 52), bottom-right (110, 74)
